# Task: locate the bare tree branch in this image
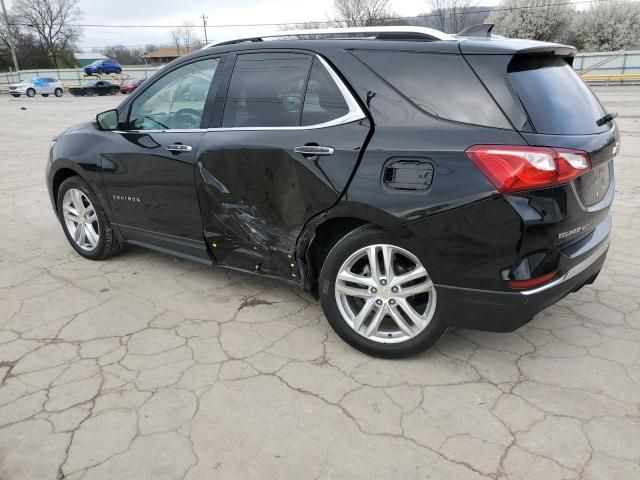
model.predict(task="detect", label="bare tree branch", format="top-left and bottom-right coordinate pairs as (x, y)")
top-left (13, 0), bottom-right (82, 67)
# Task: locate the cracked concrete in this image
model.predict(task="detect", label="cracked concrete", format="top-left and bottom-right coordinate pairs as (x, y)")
top-left (0, 88), bottom-right (639, 479)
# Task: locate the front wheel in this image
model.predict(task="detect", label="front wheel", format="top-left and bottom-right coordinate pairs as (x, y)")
top-left (319, 227), bottom-right (444, 358)
top-left (26, 88), bottom-right (35, 97)
top-left (97, 67), bottom-right (104, 74)
top-left (54, 88), bottom-right (63, 97)
top-left (56, 176), bottom-right (123, 260)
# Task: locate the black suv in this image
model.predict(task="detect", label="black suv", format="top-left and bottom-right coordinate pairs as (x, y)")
top-left (47, 26), bottom-right (617, 357)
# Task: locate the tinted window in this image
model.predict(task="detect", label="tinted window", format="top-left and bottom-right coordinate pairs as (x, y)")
top-left (222, 53), bottom-right (312, 128)
top-left (301, 59), bottom-right (349, 126)
top-left (129, 58), bottom-right (219, 130)
top-left (353, 50), bottom-right (511, 129)
top-left (508, 56), bottom-right (608, 135)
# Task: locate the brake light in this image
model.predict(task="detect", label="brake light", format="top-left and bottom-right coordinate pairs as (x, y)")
top-left (465, 145), bottom-right (590, 193)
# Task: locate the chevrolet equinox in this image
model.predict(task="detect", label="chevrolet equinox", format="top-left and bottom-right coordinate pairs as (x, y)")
top-left (46, 26), bottom-right (617, 357)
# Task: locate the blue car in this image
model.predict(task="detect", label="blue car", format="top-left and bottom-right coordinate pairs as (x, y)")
top-left (84, 59), bottom-right (122, 76)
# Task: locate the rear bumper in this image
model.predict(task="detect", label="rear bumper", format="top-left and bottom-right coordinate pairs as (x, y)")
top-left (437, 224), bottom-right (610, 332)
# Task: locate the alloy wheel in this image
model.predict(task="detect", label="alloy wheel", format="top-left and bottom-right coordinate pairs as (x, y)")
top-left (62, 188), bottom-right (100, 251)
top-left (335, 244), bottom-right (437, 343)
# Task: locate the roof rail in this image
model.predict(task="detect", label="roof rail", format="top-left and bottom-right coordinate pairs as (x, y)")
top-left (203, 26), bottom-right (455, 49)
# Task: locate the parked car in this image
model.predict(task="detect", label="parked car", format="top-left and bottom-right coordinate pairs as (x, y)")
top-left (8, 77), bottom-right (64, 97)
top-left (69, 80), bottom-right (120, 96)
top-left (46, 26), bottom-right (617, 357)
top-left (84, 59), bottom-right (122, 76)
top-left (120, 78), bottom-right (145, 94)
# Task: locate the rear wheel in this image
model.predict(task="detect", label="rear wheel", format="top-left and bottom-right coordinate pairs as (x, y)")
top-left (319, 227), bottom-right (445, 358)
top-left (115, 68), bottom-right (122, 74)
top-left (56, 176), bottom-right (123, 260)
top-left (54, 88), bottom-right (63, 97)
top-left (26, 88), bottom-right (35, 97)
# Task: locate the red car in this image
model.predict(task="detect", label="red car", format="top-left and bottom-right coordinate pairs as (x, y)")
top-left (120, 79), bottom-right (145, 94)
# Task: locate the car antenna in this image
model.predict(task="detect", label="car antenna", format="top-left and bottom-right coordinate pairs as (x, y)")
top-left (457, 23), bottom-right (494, 38)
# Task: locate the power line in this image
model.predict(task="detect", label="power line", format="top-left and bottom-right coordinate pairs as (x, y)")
top-left (9, 0), bottom-right (608, 30)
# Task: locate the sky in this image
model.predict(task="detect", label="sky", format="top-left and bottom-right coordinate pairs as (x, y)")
top-left (5, 0), bottom-right (501, 50)
top-left (6, 0), bottom-right (619, 51)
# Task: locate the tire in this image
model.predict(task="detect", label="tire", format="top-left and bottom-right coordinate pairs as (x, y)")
top-left (319, 226), bottom-right (445, 358)
top-left (26, 88), bottom-right (35, 97)
top-left (42, 94), bottom-right (49, 97)
top-left (54, 88), bottom-right (63, 97)
top-left (56, 176), bottom-right (123, 260)
top-left (11, 93), bottom-right (19, 97)
top-left (115, 68), bottom-right (122, 74)
top-left (97, 67), bottom-right (104, 74)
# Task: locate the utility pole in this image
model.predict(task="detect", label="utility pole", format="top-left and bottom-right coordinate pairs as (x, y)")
top-left (0, 0), bottom-right (20, 72)
top-left (201, 13), bottom-right (208, 44)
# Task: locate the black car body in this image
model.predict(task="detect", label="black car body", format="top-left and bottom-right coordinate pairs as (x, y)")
top-left (47, 27), bottom-right (617, 357)
top-left (69, 80), bottom-right (120, 96)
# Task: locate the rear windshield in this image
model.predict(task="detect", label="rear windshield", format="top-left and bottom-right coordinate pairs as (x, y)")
top-left (508, 56), bottom-right (608, 135)
top-left (352, 50), bottom-right (511, 129)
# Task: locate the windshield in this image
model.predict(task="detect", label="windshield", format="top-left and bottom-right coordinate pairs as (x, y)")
top-left (82, 80), bottom-right (98, 87)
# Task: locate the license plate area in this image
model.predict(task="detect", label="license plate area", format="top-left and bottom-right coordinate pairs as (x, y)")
top-left (574, 161), bottom-right (611, 208)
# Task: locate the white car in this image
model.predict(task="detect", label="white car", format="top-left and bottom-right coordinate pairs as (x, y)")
top-left (9, 77), bottom-right (64, 98)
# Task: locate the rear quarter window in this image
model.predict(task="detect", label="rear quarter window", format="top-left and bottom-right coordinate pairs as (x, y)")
top-left (352, 50), bottom-right (511, 129)
top-left (508, 56), bottom-right (609, 135)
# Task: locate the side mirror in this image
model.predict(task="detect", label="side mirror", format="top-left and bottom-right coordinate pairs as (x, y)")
top-left (96, 109), bottom-right (119, 131)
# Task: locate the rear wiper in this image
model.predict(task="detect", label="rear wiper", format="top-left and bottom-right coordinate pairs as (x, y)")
top-left (596, 111), bottom-right (618, 127)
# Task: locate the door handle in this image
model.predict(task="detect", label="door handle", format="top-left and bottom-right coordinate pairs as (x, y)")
top-left (294, 145), bottom-right (335, 157)
top-left (166, 144), bottom-right (193, 153)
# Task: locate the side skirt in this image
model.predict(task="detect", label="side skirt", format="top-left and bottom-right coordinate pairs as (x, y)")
top-left (117, 225), bottom-right (213, 266)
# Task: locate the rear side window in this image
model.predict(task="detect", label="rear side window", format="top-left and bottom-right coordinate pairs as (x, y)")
top-left (508, 56), bottom-right (608, 135)
top-left (222, 53), bottom-right (312, 128)
top-left (301, 59), bottom-right (349, 126)
top-left (352, 50), bottom-right (511, 129)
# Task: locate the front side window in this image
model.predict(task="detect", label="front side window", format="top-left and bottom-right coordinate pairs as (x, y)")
top-left (129, 58), bottom-right (219, 130)
top-left (222, 53), bottom-right (312, 128)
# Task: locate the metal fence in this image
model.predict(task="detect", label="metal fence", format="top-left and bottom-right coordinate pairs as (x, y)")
top-left (2, 50), bottom-right (640, 91)
top-left (574, 50), bottom-right (640, 85)
top-left (0, 65), bottom-right (161, 91)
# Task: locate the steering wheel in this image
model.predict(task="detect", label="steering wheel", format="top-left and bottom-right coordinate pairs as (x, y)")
top-left (171, 108), bottom-right (202, 129)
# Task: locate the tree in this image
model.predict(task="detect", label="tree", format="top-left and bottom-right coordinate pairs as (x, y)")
top-left (427, 0), bottom-right (478, 33)
top-left (169, 20), bottom-right (199, 56)
top-left (332, 0), bottom-right (396, 26)
top-left (488, 0), bottom-right (574, 43)
top-left (13, 0), bottom-right (82, 67)
top-left (170, 29), bottom-right (182, 55)
top-left (179, 20), bottom-right (197, 49)
top-left (575, 0), bottom-right (640, 52)
top-left (102, 45), bottom-right (145, 65)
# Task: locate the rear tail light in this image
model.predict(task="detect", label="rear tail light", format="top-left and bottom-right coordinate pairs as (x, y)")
top-left (465, 145), bottom-right (590, 193)
top-left (508, 271), bottom-right (558, 289)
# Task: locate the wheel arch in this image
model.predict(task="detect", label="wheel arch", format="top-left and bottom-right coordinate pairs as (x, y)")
top-left (50, 167), bottom-right (84, 213)
top-left (299, 216), bottom-right (377, 296)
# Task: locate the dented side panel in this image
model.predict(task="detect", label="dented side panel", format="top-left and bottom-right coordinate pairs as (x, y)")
top-left (195, 121), bottom-right (371, 278)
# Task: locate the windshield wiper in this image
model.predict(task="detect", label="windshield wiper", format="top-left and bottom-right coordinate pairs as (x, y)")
top-left (596, 111), bottom-right (618, 127)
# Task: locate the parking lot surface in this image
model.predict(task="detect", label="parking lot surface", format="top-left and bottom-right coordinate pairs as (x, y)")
top-left (0, 89), bottom-right (639, 480)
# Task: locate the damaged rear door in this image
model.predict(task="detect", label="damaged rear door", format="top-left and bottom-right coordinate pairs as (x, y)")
top-left (195, 50), bottom-right (370, 279)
